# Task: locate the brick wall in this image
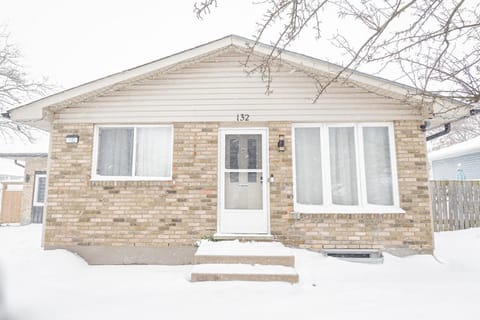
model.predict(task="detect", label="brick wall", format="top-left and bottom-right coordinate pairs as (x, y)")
top-left (45, 123), bottom-right (218, 247)
top-left (45, 120), bottom-right (433, 254)
top-left (268, 120), bottom-right (433, 254)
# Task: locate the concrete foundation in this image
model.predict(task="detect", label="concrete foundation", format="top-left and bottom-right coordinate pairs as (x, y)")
top-left (46, 245), bottom-right (197, 265)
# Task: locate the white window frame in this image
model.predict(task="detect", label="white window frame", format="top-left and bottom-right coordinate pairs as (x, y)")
top-left (33, 173), bottom-right (47, 207)
top-left (91, 124), bottom-right (174, 181)
top-left (292, 122), bottom-right (403, 214)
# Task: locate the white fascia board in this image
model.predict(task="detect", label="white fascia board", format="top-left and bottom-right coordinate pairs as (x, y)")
top-left (429, 136), bottom-right (480, 161)
top-left (9, 34), bottom-right (468, 126)
top-left (231, 35), bottom-right (468, 119)
top-left (9, 36), bottom-right (234, 122)
top-left (231, 36), bottom-right (415, 95)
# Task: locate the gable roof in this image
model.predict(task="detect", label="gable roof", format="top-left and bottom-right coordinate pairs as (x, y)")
top-left (8, 34), bottom-right (470, 129)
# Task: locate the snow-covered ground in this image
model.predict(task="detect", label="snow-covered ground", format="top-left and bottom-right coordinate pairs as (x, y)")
top-left (0, 225), bottom-right (479, 320)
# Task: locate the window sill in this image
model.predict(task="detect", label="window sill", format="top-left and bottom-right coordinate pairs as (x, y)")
top-left (90, 176), bottom-right (172, 182)
top-left (293, 205), bottom-right (406, 215)
top-left (89, 178), bottom-right (174, 188)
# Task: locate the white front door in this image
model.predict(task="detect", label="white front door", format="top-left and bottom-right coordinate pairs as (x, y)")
top-left (218, 128), bottom-right (269, 234)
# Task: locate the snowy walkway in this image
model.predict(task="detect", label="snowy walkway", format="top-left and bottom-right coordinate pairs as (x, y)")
top-left (0, 225), bottom-right (479, 320)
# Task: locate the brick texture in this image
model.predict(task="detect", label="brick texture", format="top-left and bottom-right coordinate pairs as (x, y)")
top-left (45, 120), bottom-right (433, 254)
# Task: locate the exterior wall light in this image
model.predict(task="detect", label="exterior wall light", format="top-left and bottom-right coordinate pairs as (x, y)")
top-left (277, 134), bottom-right (285, 152)
top-left (65, 134), bottom-right (79, 144)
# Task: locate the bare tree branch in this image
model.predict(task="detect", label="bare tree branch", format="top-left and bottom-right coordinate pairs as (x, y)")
top-left (0, 25), bottom-right (51, 141)
top-left (194, 0), bottom-right (480, 106)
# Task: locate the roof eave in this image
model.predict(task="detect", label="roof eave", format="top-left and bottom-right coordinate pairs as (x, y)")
top-left (9, 34), bottom-right (470, 128)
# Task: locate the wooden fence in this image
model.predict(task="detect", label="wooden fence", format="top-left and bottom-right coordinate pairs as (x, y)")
top-left (0, 182), bottom-right (23, 223)
top-left (430, 181), bottom-right (480, 232)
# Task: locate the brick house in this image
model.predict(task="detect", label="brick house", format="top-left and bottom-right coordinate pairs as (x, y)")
top-left (0, 131), bottom-right (49, 224)
top-left (0, 155), bottom-right (48, 224)
top-left (7, 35), bottom-right (467, 264)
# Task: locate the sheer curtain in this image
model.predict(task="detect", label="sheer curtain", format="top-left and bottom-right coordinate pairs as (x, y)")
top-left (363, 127), bottom-right (393, 205)
top-left (329, 127), bottom-right (358, 205)
top-left (135, 127), bottom-right (172, 177)
top-left (97, 128), bottom-right (134, 176)
top-left (295, 127), bottom-right (323, 205)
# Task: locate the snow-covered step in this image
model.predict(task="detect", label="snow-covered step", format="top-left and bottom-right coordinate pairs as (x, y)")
top-left (190, 264), bottom-right (299, 283)
top-left (194, 240), bottom-right (295, 267)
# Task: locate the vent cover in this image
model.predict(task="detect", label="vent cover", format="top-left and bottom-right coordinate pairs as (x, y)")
top-left (322, 249), bottom-right (384, 264)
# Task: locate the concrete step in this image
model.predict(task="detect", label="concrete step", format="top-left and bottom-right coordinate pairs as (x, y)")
top-left (191, 264), bottom-right (299, 283)
top-left (194, 240), bottom-right (295, 267)
top-left (194, 254), bottom-right (294, 267)
top-left (213, 234), bottom-right (274, 241)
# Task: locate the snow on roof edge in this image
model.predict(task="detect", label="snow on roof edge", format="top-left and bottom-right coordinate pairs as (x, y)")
top-left (429, 136), bottom-right (480, 161)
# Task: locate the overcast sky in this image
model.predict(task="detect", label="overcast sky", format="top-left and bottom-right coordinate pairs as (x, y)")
top-left (1, 0), bottom-right (367, 92)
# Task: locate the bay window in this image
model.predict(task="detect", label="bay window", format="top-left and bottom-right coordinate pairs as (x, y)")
top-left (293, 123), bottom-right (401, 213)
top-left (92, 125), bottom-right (173, 180)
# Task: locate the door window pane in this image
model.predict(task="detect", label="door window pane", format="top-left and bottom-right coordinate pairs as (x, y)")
top-left (135, 127), bottom-right (172, 177)
top-left (224, 172), bottom-right (263, 210)
top-left (247, 138), bottom-right (259, 182)
top-left (363, 127), bottom-right (394, 205)
top-left (225, 135), bottom-right (262, 169)
top-left (97, 128), bottom-right (133, 176)
top-left (329, 127), bottom-right (358, 205)
top-left (295, 128), bottom-right (323, 205)
top-left (227, 136), bottom-right (240, 170)
top-left (36, 176), bottom-right (46, 204)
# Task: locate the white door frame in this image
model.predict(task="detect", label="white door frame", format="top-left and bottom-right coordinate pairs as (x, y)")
top-left (217, 127), bottom-right (270, 235)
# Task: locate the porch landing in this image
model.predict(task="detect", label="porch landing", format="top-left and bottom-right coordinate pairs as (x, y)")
top-left (190, 240), bottom-right (299, 283)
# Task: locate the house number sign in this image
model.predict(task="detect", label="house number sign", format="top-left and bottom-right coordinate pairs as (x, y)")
top-left (236, 113), bottom-right (250, 121)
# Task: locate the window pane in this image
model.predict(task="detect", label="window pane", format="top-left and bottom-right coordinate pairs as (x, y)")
top-left (295, 128), bottom-right (323, 205)
top-left (363, 127), bottom-right (394, 205)
top-left (36, 176), bottom-right (46, 203)
top-left (97, 128), bottom-right (133, 176)
top-left (135, 127), bottom-right (172, 177)
top-left (329, 127), bottom-right (358, 205)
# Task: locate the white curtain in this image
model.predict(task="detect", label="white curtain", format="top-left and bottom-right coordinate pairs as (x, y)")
top-left (363, 127), bottom-right (393, 205)
top-left (97, 128), bottom-right (134, 176)
top-left (135, 127), bottom-right (172, 177)
top-left (295, 127), bottom-right (323, 205)
top-left (329, 127), bottom-right (358, 205)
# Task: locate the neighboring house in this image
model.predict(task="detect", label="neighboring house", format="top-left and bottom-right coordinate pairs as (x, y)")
top-left (0, 131), bottom-right (49, 224)
top-left (429, 136), bottom-right (480, 180)
top-left (7, 35), bottom-right (469, 264)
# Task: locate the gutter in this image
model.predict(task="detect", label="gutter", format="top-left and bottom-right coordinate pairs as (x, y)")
top-left (14, 160), bottom-right (25, 168)
top-left (470, 109), bottom-right (480, 116)
top-left (422, 108), bottom-right (479, 141)
top-left (426, 123), bottom-right (451, 141)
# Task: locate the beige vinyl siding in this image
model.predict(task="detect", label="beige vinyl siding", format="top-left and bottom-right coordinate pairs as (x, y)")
top-left (56, 48), bottom-right (422, 123)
